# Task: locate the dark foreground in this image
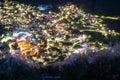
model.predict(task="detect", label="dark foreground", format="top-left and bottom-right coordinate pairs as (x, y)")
top-left (0, 43), bottom-right (120, 80)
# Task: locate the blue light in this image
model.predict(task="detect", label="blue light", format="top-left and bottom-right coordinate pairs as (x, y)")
top-left (37, 4), bottom-right (52, 11)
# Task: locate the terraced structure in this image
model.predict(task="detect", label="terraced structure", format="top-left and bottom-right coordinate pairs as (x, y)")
top-left (0, 1), bottom-right (120, 65)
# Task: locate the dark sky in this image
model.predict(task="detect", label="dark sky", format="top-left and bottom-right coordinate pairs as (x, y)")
top-left (2, 0), bottom-right (120, 16)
